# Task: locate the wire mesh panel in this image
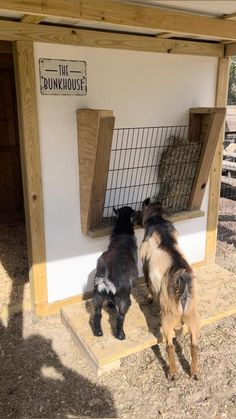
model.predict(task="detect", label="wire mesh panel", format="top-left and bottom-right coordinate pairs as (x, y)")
top-left (102, 125), bottom-right (203, 227)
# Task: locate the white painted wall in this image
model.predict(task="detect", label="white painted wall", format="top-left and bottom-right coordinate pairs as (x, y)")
top-left (34, 42), bottom-right (217, 303)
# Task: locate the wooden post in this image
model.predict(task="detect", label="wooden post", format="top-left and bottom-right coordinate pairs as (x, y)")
top-left (13, 41), bottom-right (48, 314)
top-left (77, 109), bottom-right (115, 234)
top-left (205, 57), bottom-right (230, 263)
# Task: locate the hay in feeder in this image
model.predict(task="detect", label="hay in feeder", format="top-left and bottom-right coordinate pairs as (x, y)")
top-left (158, 136), bottom-right (202, 211)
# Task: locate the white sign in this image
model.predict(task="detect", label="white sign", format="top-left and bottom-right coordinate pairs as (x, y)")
top-left (39, 58), bottom-right (87, 95)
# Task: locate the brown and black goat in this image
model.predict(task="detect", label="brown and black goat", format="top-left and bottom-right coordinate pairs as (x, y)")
top-left (140, 198), bottom-right (200, 380)
top-left (93, 206), bottom-right (138, 340)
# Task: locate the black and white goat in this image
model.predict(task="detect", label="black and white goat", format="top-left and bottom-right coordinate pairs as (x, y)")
top-left (93, 206), bottom-right (138, 340)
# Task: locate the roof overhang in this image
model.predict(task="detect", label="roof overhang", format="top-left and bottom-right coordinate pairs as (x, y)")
top-left (0, 0), bottom-right (236, 57)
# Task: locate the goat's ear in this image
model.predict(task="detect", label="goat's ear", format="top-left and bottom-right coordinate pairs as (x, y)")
top-left (113, 206), bottom-right (119, 216)
top-left (143, 197), bottom-right (150, 207)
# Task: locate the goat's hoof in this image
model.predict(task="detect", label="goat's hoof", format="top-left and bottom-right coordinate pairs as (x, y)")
top-left (94, 328), bottom-right (103, 337)
top-left (115, 331), bottom-right (125, 340)
top-left (167, 372), bottom-right (176, 381)
top-left (191, 373), bottom-right (198, 381)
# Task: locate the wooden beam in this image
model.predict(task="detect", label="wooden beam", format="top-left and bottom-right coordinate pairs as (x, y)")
top-left (21, 14), bottom-right (44, 24)
top-left (205, 57), bottom-right (230, 264)
top-left (1, 0), bottom-right (236, 40)
top-left (225, 42), bottom-right (236, 56)
top-left (13, 41), bottom-right (48, 315)
top-left (0, 20), bottom-right (224, 57)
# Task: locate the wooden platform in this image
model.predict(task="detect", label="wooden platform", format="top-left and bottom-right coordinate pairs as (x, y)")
top-left (61, 264), bottom-right (236, 375)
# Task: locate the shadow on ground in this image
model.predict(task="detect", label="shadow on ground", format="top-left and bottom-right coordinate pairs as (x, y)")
top-left (0, 219), bottom-right (117, 418)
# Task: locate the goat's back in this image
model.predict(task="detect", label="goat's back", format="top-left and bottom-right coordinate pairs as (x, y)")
top-left (141, 217), bottom-right (196, 314)
top-left (102, 234), bottom-right (138, 288)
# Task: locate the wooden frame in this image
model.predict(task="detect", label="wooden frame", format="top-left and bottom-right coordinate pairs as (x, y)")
top-left (13, 41), bottom-right (48, 315)
top-left (2, 0), bottom-right (236, 41)
top-left (0, 20), bottom-right (224, 58)
top-left (77, 107), bottom-right (224, 238)
top-left (188, 108), bottom-right (226, 210)
top-left (0, 1), bottom-right (232, 314)
top-left (77, 109), bottom-right (115, 234)
top-left (205, 57), bottom-right (230, 263)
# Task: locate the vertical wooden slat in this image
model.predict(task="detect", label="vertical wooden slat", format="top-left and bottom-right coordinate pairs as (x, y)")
top-left (205, 57), bottom-right (230, 263)
top-left (13, 41), bottom-right (48, 313)
top-left (89, 116), bottom-right (115, 230)
top-left (77, 109), bottom-right (114, 234)
top-left (188, 108), bottom-right (226, 210)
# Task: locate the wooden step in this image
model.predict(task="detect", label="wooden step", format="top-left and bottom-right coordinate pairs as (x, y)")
top-left (61, 264), bottom-right (236, 375)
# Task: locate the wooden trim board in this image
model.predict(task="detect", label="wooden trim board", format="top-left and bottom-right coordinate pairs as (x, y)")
top-left (1, 0), bottom-right (236, 41)
top-left (36, 261), bottom-right (205, 316)
top-left (225, 42), bottom-right (236, 56)
top-left (13, 41), bottom-right (48, 315)
top-left (0, 20), bottom-right (224, 58)
top-left (77, 109), bottom-right (114, 234)
top-left (87, 115), bottom-right (115, 230)
top-left (205, 58), bottom-right (230, 264)
top-left (89, 209), bottom-right (205, 238)
top-left (188, 108), bottom-right (226, 210)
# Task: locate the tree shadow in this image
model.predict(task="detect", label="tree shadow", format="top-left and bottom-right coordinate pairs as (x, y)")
top-left (151, 345), bottom-right (168, 378)
top-left (220, 184), bottom-right (236, 201)
top-left (131, 284), bottom-right (170, 376)
top-left (131, 284), bottom-right (191, 378)
top-left (217, 224), bottom-right (236, 247)
top-left (173, 338), bottom-right (191, 377)
top-left (0, 220), bottom-right (117, 418)
top-left (0, 216), bottom-right (28, 312)
top-left (131, 284), bottom-right (162, 341)
top-left (218, 214), bottom-right (236, 222)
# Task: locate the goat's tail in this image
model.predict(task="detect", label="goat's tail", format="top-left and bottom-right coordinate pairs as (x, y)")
top-left (174, 269), bottom-right (192, 312)
top-left (94, 256), bottom-right (116, 295)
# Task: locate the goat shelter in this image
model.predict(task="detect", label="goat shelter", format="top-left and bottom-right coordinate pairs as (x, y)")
top-left (0, 0), bottom-right (236, 330)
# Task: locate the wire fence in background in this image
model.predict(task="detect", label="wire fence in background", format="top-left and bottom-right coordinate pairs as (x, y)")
top-left (221, 132), bottom-right (236, 202)
top-left (217, 132), bottom-right (236, 252)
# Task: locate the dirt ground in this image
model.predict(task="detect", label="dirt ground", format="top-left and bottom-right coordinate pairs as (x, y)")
top-left (0, 309), bottom-right (235, 418)
top-left (0, 216), bottom-right (29, 312)
top-left (216, 196), bottom-right (236, 274)
top-left (0, 198), bottom-right (236, 418)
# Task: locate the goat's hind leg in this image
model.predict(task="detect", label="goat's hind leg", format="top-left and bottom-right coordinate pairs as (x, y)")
top-left (162, 315), bottom-right (179, 380)
top-left (143, 260), bottom-right (153, 304)
top-left (93, 291), bottom-right (104, 337)
top-left (184, 313), bottom-right (200, 380)
top-left (115, 296), bottom-right (131, 340)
